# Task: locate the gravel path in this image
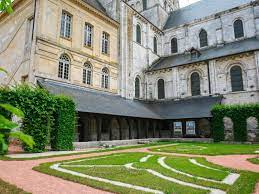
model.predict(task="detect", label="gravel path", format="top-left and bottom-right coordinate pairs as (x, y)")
top-left (0, 147), bottom-right (259, 194)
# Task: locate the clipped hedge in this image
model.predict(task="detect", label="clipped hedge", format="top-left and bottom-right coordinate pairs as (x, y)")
top-left (51, 95), bottom-right (75, 151)
top-left (211, 104), bottom-right (259, 142)
top-left (0, 85), bottom-right (76, 152)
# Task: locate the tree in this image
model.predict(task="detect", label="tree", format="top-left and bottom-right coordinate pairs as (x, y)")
top-left (0, 69), bottom-right (35, 155)
top-left (0, 0), bottom-right (13, 13)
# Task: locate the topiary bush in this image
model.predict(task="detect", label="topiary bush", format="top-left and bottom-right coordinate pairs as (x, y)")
top-left (0, 84), bottom-right (76, 153)
top-left (211, 104), bottom-right (259, 142)
top-left (51, 95), bottom-right (76, 151)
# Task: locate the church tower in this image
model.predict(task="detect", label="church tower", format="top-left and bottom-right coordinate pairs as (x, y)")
top-left (126, 0), bottom-right (179, 28)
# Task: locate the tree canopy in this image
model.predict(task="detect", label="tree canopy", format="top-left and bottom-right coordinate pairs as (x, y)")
top-left (0, 0), bottom-right (13, 13)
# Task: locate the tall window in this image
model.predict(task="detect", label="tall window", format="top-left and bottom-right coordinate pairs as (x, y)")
top-left (191, 72), bottom-right (201, 96)
top-left (60, 11), bottom-right (72, 38)
top-left (58, 54), bottom-right (70, 80)
top-left (153, 36), bottom-right (158, 54)
top-left (234, 19), bottom-right (244, 39)
top-left (101, 67), bottom-right (109, 89)
top-left (102, 32), bottom-right (110, 54)
top-left (143, 0), bottom-right (147, 10)
top-left (84, 23), bottom-right (93, 47)
top-left (199, 29), bottom-right (208, 48)
top-left (158, 79), bottom-right (165, 99)
top-left (230, 66), bottom-right (244, 92)
top-left (171, 38), bottom-right (178, 53)
top-left (136, 24), bottom-right (142, 44)
top-left (135, 77), bottom-right (140, 99)
top-left (83, 63), bottom-right (92, 85)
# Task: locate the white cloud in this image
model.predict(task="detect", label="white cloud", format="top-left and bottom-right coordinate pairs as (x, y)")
top-left (180, 0), bottom-right (200, 7)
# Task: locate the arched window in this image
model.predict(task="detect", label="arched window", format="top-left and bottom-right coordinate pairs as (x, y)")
top-left (153, 36), bottom-right (158, 54)
top-left (83, 63), bottom-right (92, 85)
top-left (199, 29), bottom-right (208, 48)
top-left (58, 54), bottom-right (70, 80)
top-left (171, 38), bottom-right (178, 54)
top-left (135, 77), bottom-right (140, 98)
top-left (230, 66), bottom-right (244, 92)
top-left (234, 19), bottom-right (244, 39)
top-left (158, 79), bottom-right (165, 99)
top-left (191, 72), bottom-right (201, 96)
top-left (143, 0), bottom-right (147, 10)
top-left (164, 1), bottom-right (167, 10)
top-left (136, 24), bottom-right (142, 44)
top-left (101, 67), bottom-right (109, 89)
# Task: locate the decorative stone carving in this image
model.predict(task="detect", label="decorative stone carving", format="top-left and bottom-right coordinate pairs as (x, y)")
top-left (247, 117), bottom-right (258, 142)
top-left (223, 117), bottom-right (234, 141)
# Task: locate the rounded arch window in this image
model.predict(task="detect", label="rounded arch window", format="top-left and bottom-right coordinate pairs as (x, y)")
top-left (101, 67), bottom-right (109, 89)
top-left (230, 65), bottom-right (244, 92)
top-left (171, 38), bottom-right (178, 54)
top-left (136, 24), bottom-right (142, 44)
top-left (58, 54), bottom-right (70, 80)
top-left (153, 36), bottom-right (158, 54)
top-left (157, 79), bottom-right (165, 99)
top-left (191, 72), bottom-right (201, 96)
top-left (234, 19), bottom-right (244, 39)
top-left (83, 62), bottom-right (92, 85)
top-left (135, 77), bottom-right (141, 99)
top-left (199, 29), bottom-right (208, 48)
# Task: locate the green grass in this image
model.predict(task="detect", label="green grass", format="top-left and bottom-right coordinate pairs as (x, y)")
top-left (150, 142), bottom-right (259, 155)
top-left (0, 178), bottom-right (30, 194)
top-left (34, 152), bottom-right (259, 194)
top-left (248, 157), bottom-right (259, 164)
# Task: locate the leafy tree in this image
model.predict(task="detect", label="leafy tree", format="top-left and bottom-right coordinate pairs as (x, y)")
top-left (0, 69), bottom-right (35, 155)
top-left (0, 0), bottom-right (13, 13)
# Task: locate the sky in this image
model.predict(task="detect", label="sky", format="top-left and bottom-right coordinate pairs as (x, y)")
top-left (180, 0), bottom-right (200, 7)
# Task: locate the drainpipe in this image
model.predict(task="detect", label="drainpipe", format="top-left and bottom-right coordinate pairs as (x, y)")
top-left (206, 60), bottom-right (212, 95)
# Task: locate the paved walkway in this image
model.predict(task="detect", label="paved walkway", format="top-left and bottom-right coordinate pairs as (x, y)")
top-left (0, 147), bottom-right (259, 194)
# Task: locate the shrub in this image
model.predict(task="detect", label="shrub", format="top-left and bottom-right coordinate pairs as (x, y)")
top-left (0, 85), bottom-right (76, 153)
top-left (51, 95), bottom-right (76, 151)
top-left (211, 104), bottom-right (259, 142)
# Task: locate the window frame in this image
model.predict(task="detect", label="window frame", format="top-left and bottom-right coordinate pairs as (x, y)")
top-left (157, 79), bottom-right (165, 100)
top-left (135, 76), bottom-right (141, 99)
top-left (101, 67), bottom-right (109, 89)
top-left (234, 19), bottom-right (244, 39)
top-left (171, 37), bottom-right (178, 54)
top-left (199, 29), bottom-right (208, 48)
top-left (153, 36), bottom-right (158, 54)
top-left (83, 63), bottom-right (93, 85)
top-left (58, 54), bottom-right (70, 80)
top-left (84, 23), bottom-right (93, 48)
top-left (60, 11), bottom-right (72, 39)
top-left (136, 24), bottom-right (142, 45)
top-left (190, 72), bottom-right (201, 96)
top-left (230, 65), bottom-right (244, 92)
top-left (102, 32), bottom-right (110, 55)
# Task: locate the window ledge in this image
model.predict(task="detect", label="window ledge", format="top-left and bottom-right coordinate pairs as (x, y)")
top-left (60, 36), bottom-right (72, 41)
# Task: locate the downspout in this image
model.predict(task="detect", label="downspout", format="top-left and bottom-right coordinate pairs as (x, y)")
top-left (28, 0), bottom-right (38, 84)
top-left (206, 60), bottom-right (212, 95)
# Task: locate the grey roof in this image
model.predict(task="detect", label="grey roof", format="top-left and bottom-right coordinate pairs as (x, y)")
top-left (149, 37), bottom-right (259, 71)
top-left (82, 0), bottom-right (107, 15)
top-left (164, 0), bottom-right (253, 29)
top-left (38, 79), bottom-right (222, 120)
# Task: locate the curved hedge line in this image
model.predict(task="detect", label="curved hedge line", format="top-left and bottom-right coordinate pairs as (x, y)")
top-left (0, 85), bottom-right (76, 153)
top-left (211, 104), bottom-right (259, 142)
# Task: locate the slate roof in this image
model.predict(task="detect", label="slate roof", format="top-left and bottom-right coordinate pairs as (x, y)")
top-left (38, 79), bottom-right (222, 120)
top-left (148, 37), bottom-right (259, 71)
top-left (82, 0), bottom-right (107, 15)
top-left (164, 0), bottom-right (253, 29)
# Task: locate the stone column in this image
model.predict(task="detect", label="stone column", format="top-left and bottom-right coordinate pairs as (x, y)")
top-left (137, 119), bottom-right (142, 139)
top-left (152, 120), bottom-right (157, 138)
top-left (117, 117), bottom-right (123, 140)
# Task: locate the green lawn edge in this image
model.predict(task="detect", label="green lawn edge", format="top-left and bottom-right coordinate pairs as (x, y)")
top-left (248, 157), bottom-right (259, 165)
top-left (0, 178), bottom-right (30, 194)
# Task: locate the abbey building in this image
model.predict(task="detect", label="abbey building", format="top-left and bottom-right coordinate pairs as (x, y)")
top-left (0, 0), bottom-right (259, 142)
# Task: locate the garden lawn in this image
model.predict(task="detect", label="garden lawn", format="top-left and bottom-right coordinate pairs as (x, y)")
top-left (34, 152), bottom-right (259, 194)
top-left (150, 142), bottom-right (259, 155)
top-left (0, 178), bottom-right (30, 194)
top-left (248, 157), bottom-right (259, 164)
